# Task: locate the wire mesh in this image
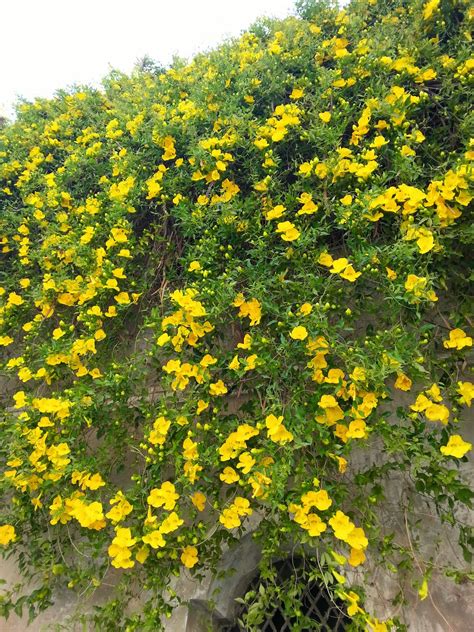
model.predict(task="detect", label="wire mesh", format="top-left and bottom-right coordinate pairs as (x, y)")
top-left (222, 557), bottom-right (349, 631)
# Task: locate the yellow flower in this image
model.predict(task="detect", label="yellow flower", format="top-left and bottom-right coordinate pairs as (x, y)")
top-left (265, 204), bottom-right (286, 220)
top-left (112, 267), bottom-right (126, 279)
top-left (271, 128), bottom-right (286, 142)
top-left (149, 416), bottom-right (171, 446)
top-left (182, 437), bottom-right (198, 461)
top-left (0, 524), bottom-right (16, 546)
top-left (106, 491), bottom-right (133, 524)
top-left (298, 161), bottom-right (313, 176)
top-left (157, 333), bottom-right (170, 346)
top-left (181, 545), bottom-right (199, 568)
top-left (191, 492), bottom-right (206, 511)
top-left (329, 510), bottom-right (355, 541)
top-left (200, 354), bottom-right (217, 368)
top-left (114, 291), bottom-right (131, 305)
top-left (135, 546), bottom-right (150, 564)
top-left (184, 461), bottom-right (202, 483)
top-left (416, 577), bottom-right (428, 602)
top-left (348, 548), bottom-right (366, 567)
top-left (220, 467), bottom-right (240, 484)
top-left (331, 257), bottom-right (350, 273)
top-left (94, 329), bottom-right (106, 341)
top-left (147, 482), bottom-right (179, 511)
top-left (302, 513), bottom-right (327, 537)
top-left (335, 455), bottom-right (347, 473)
top-left (159, 511), bottom-right (184, 534)
top-left (394, 373), bottom-right (412, 391)
top-left (319, 111), bottom-right (331, 123)
top-left (108, 527), bottom-right (137, 569)
top-left (265, 413), bottom-right (283, 430)
top-left (219, 497), bottom-right (252, 529)
top-left (331, 550), bottom-right (347, 565)
top-left (72, 471), bottom-right (106, 491)
top-left (188, 260), bottom-right (201, 272)
top-left (425, 403), bottom-right (449, 424)
top-left (237, 334), bottom-right (252, 349)
top-left (343, 591), bottom-right (365, 618)
top-left (290, 87), bottom-right (304, 99)
top-left (290, 325), bottom-right (308, 340)
top-left (318, 252), bottom-right (333, 267)
top-left (401, 145), bottom-right (415, 158)
top-left (328, 257), bottom-right (361, 282)
top-left (209, 380), bottom-right (228, 396)
top-left (332, 570), bottom-right (346, 585)
top-left (196, 400), bottom-right (209, 415)
top-left (276, 221), bottom-right (301, 241)
top-left (142, 529), bottom-right (166, 549)
top-left (265, 414), bottom-right (294, 445)
top-left (234, 497), bottom-right (252, 516)
top-left (443, 328), bottom-right (472, 350)
top-left (296, 192), bottom-right (318, 215)
top-left (237, 451), bottom-right (256, 474)
top-left (346, 419), bottom-right (367, 439)
top-left (319, 394), bottom-right (338, 409)
top-left (268, 422), bottom-right (294, 444)
top-left (348, 367), bottom-right (365, 382)
top-left (457, 381), bottom-right (474, 406)
top-left (228, 355), bottom-right (241, 370)
top-left (68, 500), bottom-right (105, 530)
top-left (109, 176), bottom-right (135, 201)
top-left (339, 265), bottom-right (361, 283)
top-left (314, 163), bottom-right (328, 179)
top-left (7, 292), bottom-right (24, 307)
top-left (219, 507), bottom-right (241, 529)
top-left (301, 489), bottom-right (332, 511)
top-left (243, 354), bottom-right (258, 371)
top-left (416, 229), bottom-right (434, 254)
top-left (440, 435), bottom-right (472, 458)
top-left (371, 135), bottom-right (388, 149)
top-left (410, 393), bottom-right (431, 413)
top-left (254, 138), bottom-right (269, 150)
top-left (52, 327), bottom-right (65, 340)
top-left (345, 526), bottom-right (368, 551)
top-left (299, 303), bottom-right (312, 315)
top-left (404, 274), bottom-right (436, 301)
top-left (423, 0), bottom-right (440, 20)
top-left (233, 296), bottom-right (262, 326)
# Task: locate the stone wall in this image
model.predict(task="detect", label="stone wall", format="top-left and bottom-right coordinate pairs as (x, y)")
top-left (1, 388), bottom-right (472, 631)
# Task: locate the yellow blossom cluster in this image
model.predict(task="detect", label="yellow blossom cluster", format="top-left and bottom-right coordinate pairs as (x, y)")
top-left (318, 252), bottom-right (362, 283)
top-left (219, 496), bottom-right (253, 529)
top-left (255, 103), bottom-right (302, 144)
top-left (410, 384), bottom-right (450, 424)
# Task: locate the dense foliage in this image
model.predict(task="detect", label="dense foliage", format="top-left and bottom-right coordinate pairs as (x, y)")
top-left (1, 0), bottom-right (473, 629)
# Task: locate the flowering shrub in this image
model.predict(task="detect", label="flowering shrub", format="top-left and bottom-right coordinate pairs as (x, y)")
top-left (0, 0), bottom-right (473, 629)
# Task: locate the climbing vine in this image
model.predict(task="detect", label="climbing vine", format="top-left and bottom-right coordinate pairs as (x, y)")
top-left (0, 0), bottom-right (473, 629)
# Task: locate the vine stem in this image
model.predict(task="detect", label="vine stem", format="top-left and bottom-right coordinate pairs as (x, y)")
top-left (403, 508), bottom-right (454, 632)
top-left (66, 524), bottom-right (91, 559)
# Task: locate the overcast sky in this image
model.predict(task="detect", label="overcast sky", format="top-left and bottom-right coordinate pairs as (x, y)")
top-left (1, 0), bottom-right (301, 117)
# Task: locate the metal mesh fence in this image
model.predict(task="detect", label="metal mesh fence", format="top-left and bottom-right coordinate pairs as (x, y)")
top-left (222, 557), bottom-right (348, 631)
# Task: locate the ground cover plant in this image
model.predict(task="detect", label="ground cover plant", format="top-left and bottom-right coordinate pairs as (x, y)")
top-left (0, 0), bottom-right (473, 629)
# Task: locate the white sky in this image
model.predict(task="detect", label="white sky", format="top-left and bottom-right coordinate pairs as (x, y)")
top-left (1, 0), bottom-right (298, 117)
